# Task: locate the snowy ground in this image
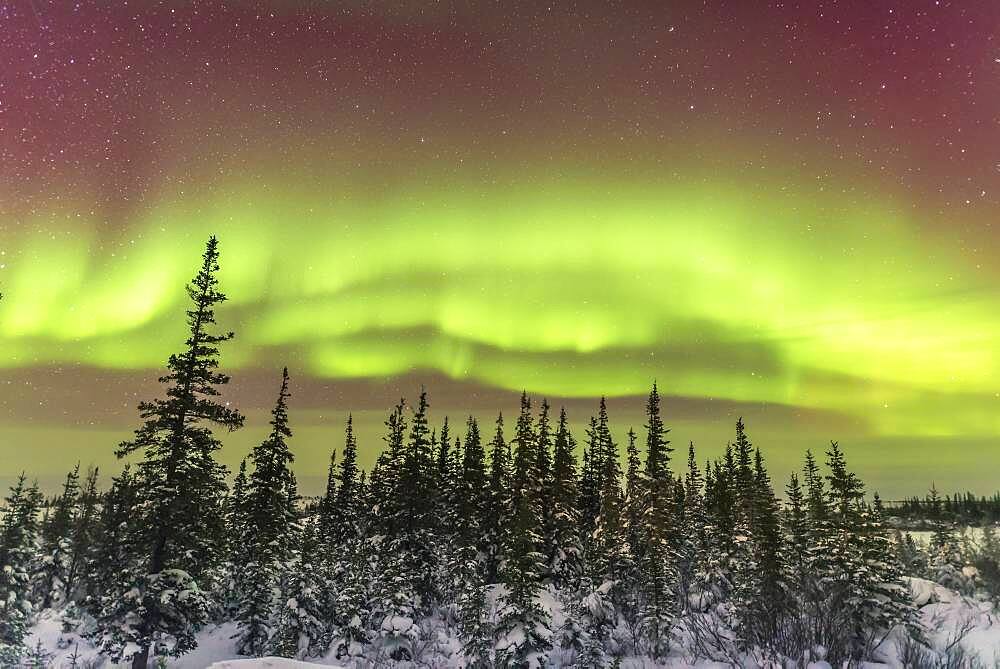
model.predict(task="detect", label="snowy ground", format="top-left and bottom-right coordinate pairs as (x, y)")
top-left (25, 578), bottom-right (1000, 667)
top-left (207, 660), bottom-right (339, 669)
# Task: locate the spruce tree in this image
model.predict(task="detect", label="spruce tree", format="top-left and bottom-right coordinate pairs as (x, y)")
top-left (64, 466), bottom-right (100, 604)
top-left (318, 449), bottom-right (337, 543)
top-left (483, 412), bottom-right (511, 584)
top-left (86, 466), bottom-right (139, 619)
top-left (220, 458), bottom-right (249, 618)
top-left (577, 417), bottom-right (602, 539)
top-left (783, 472), bottom-right (809, 598)
top-left (637, 384), bottom-right (676, 657)
top-left (677, 442), bottom-right (709, 600)
top-left (737, 446), bottom-right (787, 649)
top-left (235, 367), bottom-right (300, 656)
top-left (370, 399), bottom-right (406, 536)
top-left (104, 236), bottom-right (245, 669)
top-left (0, 474), bottom-right (44, 664)
top-left (329, 414), bottom-right (360, 545)
top-left (623, 428), bottom-right (643, 558)
top-left (733, 418), bottom-right (755, 524)
top-left (511, 392), bottom-right (544, 556)
top-left (590, 404), bottom-right (631, 611)
top-left (548, 407), bottom-right (580, 588)
top-left (396, 388), bottom-right (440, 610)
top-left (437, 416), bottom-right (452, 479)
top-left (34, 463), bottom-right (80, 610)
top-left (459, 416), bottom-right (488, 548)
top-left (497, 394), bottom-right (552, 665)
top-left (268, 518), bottom-right (327, 659)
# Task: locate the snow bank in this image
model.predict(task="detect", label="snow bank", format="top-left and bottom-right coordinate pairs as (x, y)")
top-left (207, 659), bottom-right (338, 669)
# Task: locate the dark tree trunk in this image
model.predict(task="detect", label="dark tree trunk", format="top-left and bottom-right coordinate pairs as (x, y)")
top-left (131, 646), bottom-right (148, 669)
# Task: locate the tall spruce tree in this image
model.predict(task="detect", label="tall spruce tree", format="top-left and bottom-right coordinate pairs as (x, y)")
top-left (235, 367), bottom-right (300, 656)
top-left (623, 429), bottom-right (643, 560)
top-left (268, 517), bottom-right (327, 659)
top-left (34, 463), bottom-right (80, 609)
top-left (86, 466), bottom-right (139, 621)
top-left (497, 393), bottom-right (552, 664)
top-left (484, 412), bottom-right (511, 584)
top-left (0, 474), bottom-right (44, 664)
top-left (333, 414), bottom-right (361, 544)
top-left (511, 393), bottom-right (544, 556)
top-left (638, 384), bottom-right (676, 657)
top-left (395, 389), bottom-right (440, 610)
top-left (548, 407), bottom-right (580, 588)
top-left (577, 417), bottom-right (602, 538)
top-left (677, 443), bottom-right (709, 599)
top-left (318, 449), bottom-right (337, 543)
top-left (64, 466), bottom-right (100, 604)
top-left (459, 416), bottom-right (488, 548)
top-left (220, 458), bottom-right (249, 618)
top-left (104, 237), bottom-right (245, 669)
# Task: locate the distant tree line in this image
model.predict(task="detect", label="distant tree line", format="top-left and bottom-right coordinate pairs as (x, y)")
top-left (880, 487), bottom-right (1000, 528)
top-left (0, 238), bottom-right (938, 667)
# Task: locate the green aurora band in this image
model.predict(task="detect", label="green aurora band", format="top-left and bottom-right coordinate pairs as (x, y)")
top-left (3, 171), bottom-right (998, 439)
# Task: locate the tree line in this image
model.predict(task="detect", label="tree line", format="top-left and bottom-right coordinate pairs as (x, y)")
top-left (0, 238), bottom-right (944, 667)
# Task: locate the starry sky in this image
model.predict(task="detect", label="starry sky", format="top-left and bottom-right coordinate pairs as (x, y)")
top-left (2, 1), bottom-right (999, 496)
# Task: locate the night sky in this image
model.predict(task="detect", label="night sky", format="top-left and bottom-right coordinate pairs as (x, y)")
top-left (2, 1), bottom-right (999, 496)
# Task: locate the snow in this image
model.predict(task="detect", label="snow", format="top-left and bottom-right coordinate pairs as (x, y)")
top-left (23, 573), bottom-right (1000, 668)
top-left (208, 659), bottom-right (337, 669)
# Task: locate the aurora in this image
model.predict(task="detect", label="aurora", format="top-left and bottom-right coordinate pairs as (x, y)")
top-left (3, 174), bottom-right (998, 438)
top-left (2, 0), bottom-right (999, 495)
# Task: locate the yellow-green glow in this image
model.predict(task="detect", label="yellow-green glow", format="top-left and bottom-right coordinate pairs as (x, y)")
top-left (2, 173), bottom-right (998, 437)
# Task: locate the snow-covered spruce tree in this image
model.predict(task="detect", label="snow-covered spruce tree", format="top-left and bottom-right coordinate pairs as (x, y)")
top-left (588, 429), bottom-right (636, 659)
top-left (316, 414), bottom-right (366, 649)
top-left (368, 399), bottom-right (406, 537)
top-left (511, 393), bottom-right (546, 562)
top-left (590, 404), bottom-right (635, 628)
top-left (782, 471), bottom-right (811, 651)
top-left (33, 463), bottom-right (80, 610)
top-left (698, 452), bottom-right (738, 605)
top-left (363, 396), bottom-right (430, 660)
top-left (235, 367), bottom-right (301, 656)
top-left (457, 545), bottom-right (497, 667)
top-left (548, 408), bottom-right (581, 590)
top-left (637, 383), bottom-right (677, 658)
top-left (736, 447), bottom-right (788, 652)
top-left (333, 414), bottom-right (361, 544)
top-left (675, 443), bottom-right (707, 600)
top-left (854, 499), bottom-right (920, 655)
top-left (577, 417), bottom-right (602, 542)
top-left (802, 442), bottom-right (916, 664)
top-left (459, 416), bottom-right (489, 551)
top-left (328, 523), bottom-right (374, 659)
top-left (317, 448), bottom-right (337, 543)
top-left (496, 392), bottom-right (552, 666)
top-left (496, 491), bottom-right (552, 666)
top-left (64, 465), bottom-right (100, 604)
top-left (483, 412), bottom-right (511, 585)
top-left (99, 236), bottom-right (245, 669)
top-left (394, 389), bottom-right (441, 613)
top-left (85, 465), bottom-right (139, 623)
top-left (622, 429), bottom-right (643, 564)
top-left (268, 517), bottom-right (327, 659)
top-left (534, 399), bottom-right (555, 580)
top-left (791, 448), bottom-right (842, 655)
top-left (925, 484), bottom-right (966, 590)
top-left (219, 457), bottom-right (249, 619)
top-left (561, 586), bottom-right (613, 668)
top-left (0, 473), bottom-right (44, 664)
top-left (369, 541), bottom-right (421, 660)
top-left (436, 419), bottom-right (467, 608)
